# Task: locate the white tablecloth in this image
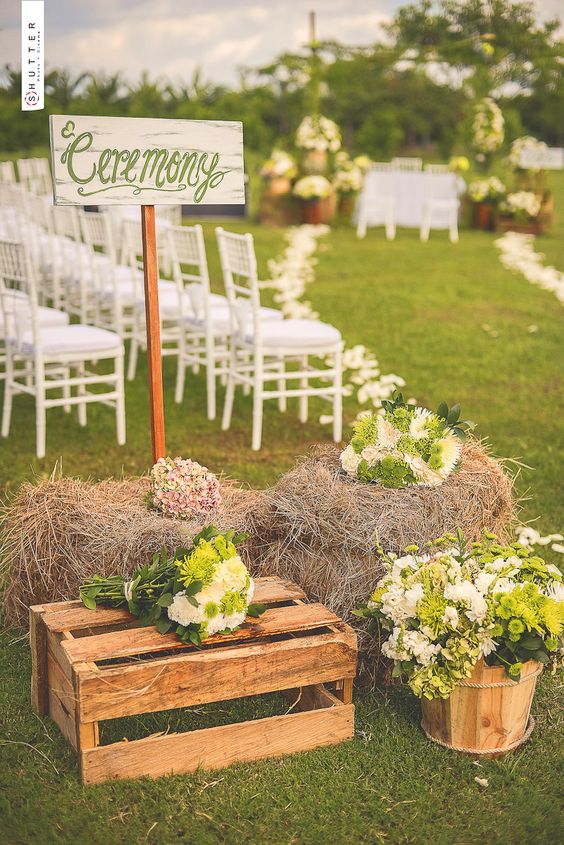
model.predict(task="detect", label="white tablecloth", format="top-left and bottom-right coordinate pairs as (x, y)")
top-left (357, 171), bottom-right (465, 229)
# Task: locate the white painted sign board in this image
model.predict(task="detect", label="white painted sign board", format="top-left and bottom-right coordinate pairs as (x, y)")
top-left (49, 115), bottom-right (245, 205)
top-left (519, 146), bottom-right (564, 171)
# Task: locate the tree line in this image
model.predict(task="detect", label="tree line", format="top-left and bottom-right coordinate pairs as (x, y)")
top-left (1, 0), bottom-right (562, 159)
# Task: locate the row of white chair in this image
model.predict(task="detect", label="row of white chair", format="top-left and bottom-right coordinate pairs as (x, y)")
top-left (0, 188), bottom-right (343, 455)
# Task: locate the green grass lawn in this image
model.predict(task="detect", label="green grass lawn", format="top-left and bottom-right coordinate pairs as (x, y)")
top-left (1, 174), bottom-right (563, 844)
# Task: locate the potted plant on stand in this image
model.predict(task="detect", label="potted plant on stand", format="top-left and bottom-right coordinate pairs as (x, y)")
top-left (296, 114), bottom-right (341, 174)
top-left (468, 176), bottom-right (506, 231)
top-left (260, 149), bottom-right (297, 196)
top-left (356, 532), bottom-right (563, 756)
top-left (333, 159), bottom-right (363, 219)
top-left (293, 175), bottom-right (333, 224)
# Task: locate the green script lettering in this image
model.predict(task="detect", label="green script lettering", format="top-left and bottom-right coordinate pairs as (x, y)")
top-left (63, 131), bottom-right (96, 184)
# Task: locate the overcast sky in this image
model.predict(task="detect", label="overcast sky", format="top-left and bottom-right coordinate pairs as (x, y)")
top-left (1, 0), bottom-right (561, 85)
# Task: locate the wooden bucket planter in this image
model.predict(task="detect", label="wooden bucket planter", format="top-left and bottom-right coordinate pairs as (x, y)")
top-left (495, 217), bottom-right (544, 236)
top-left (420, 659), bottom-right (541, 757)
top-left (30, 576), bottom-right (357, 784)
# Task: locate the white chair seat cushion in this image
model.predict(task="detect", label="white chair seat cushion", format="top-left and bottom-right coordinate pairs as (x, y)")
top-left (0, 305), bottom-right (68, 333)
top-left (18, 325), bottom-right (123, 357)
top-left (136, 288), bottom-right (227, 320)
top-left (245, 318), bottom-right (341, 349)
top-left (185, 305), bottom-right (282, 334)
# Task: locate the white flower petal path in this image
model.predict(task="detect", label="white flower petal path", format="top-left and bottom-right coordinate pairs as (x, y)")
top-left (495, 232), bottom-right (564, 305)
top-left (262, 225), bottom-right (406, 416)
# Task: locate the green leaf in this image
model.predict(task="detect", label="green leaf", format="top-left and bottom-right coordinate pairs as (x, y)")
top-left (185, 579), bottom-right (204, 597)
top-left (156, 593), bottom-right (174, 607)
top-left (155, 616), bottom-right (173, 634)
top-left (80, 592), bottom-right (97, 611)
top-left (247, 603), bottom-right (266, 618)
top-left (436, 401), bottom-right (448, 420)
top-left (447, 404), bottom-right (461, 424)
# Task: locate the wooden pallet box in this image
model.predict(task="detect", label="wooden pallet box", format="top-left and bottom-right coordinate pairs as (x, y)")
top-left (30, 576), bottom-right (357, 784)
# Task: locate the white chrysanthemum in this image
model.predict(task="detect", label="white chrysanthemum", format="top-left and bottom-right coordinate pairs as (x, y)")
top-left (442, 606), bottom-right (459, 627)
top-left (474, 571), bottom-right (497, 594)
top-left (361, 444), bottom-right (386, 467)
top-left (216, 555), bottom-right (248, 592)
top-left (168, 592), bottom-right (206, 627)
top-left (437, 433), bottom-right (462, 478)
top-left (544, 582), bottom-right (564, 602)
top-left (340, 444), bottom-right (361, 476)
top-left (196, 581), bottom-right (226, 608)
top-left (408, 407), bottom-right (433, 440)
top-left (493, 577), bottom-right (517, 594)
top-left (444, 581), bottom-right (488, 622)
top-left (403, 453), bottom-right (443, 486)
top-left (223, 610), bottom-right (247, 630)
top-left (377, 416), bottom-right (402, 449)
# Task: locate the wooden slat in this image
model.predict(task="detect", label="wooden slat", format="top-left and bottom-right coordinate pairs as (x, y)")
top-left (76, 627), bottom-right (357, 722)
top-left (41, 576), bottom-right (306, 633)
top-left (29, 606), bottom-right (48, 714)
top-left (63, 603), bottom-right (340, 664)
top-left (48, 653), bottom-right (78, 750)
top-left (80, 703), bottom-right (354, 784)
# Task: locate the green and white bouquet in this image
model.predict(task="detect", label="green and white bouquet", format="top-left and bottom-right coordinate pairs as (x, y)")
top-left (472, 97), bottom-right (504, 154)
top-left (340, 394), bottom-right (472, 488)
top-left (296, 115), bottom-right (341, 153)
top-left (356, 532), bottom-right (564, 700)
top-left (80, 527), bottom-right (262, 646)
top-left (333, 166), bottom-right (363, 194)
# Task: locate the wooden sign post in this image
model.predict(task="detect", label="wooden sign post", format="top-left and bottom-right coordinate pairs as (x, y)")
top-left (49, 114), bottom-right (245, 463)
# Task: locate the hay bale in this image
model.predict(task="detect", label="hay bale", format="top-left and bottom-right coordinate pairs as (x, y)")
top-left (0, 472), bottom-right (265, 627)
top-left (254, 440), bottom-right (515, 649)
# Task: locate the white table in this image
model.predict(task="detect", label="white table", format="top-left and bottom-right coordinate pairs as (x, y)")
top-left (356, 171), bottom-right (465, 230)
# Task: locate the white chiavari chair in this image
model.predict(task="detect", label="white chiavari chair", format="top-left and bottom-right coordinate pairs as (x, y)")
top-left (216, 227), bottom-right (343, 451)
top-left (356, 167), bottom-right (396, 240)
top-left (0, 239), bottom-right (125, 457)
top-left (420, 172), bottom-right (460, 243)
top-left (391, 157), bottom-right (423, 171)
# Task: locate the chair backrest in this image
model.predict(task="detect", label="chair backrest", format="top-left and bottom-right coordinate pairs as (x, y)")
top-left (370, 162), bottom-right (394, 172)
top-left (391, 157), bottom-right (423, 171)
top-left (216, 227), bottom-right (261, 338)
top-left (157, 205), bottom-right (182, 226)
top-left (166, 224), bottom-right (210, 319)
top-left (423, 171), bottom-right (460, 201)
top-left (79, 209), bottom-right (118, 263)
top-left (0, 161), bottom-right (17, 184)
top-left (0, 239), bottom-right (40, 350)
top-left (362, 168), bottom-right (396, 198)
top-left (424, 163), bottom-right (450, 174)
top-left (53, 205), bottom-right (81, 243)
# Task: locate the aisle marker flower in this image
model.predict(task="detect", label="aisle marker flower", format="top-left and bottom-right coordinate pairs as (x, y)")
top-left (340, 393), bottom-right (473, 488)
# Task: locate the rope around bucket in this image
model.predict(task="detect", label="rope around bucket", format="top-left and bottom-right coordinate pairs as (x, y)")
top-left (456, 665), bottom-right (543, 689)
top-left (421, 716), bottom-right (536, 755)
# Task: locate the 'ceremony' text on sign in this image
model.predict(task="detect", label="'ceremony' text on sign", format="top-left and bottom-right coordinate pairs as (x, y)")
top-left (49, 115), bottom-right (245, 205)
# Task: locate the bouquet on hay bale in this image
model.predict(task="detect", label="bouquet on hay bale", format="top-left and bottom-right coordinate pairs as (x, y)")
top-left (356, 530), bottom-right (564, 754)
top-left (340, 394), bottom-right (474, 488)
top-left (80, 526), bottom-right (264, 646)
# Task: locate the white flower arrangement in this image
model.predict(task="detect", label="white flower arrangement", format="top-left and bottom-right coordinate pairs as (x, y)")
top-left (340, 394), bottom-right (472, 488)
top-left (293, 175), bottom-right (332, 200)
top-left (472, 97), bottom-right (504, 154)
top-left (509, 136), bottom-right (548, 172)
top-left (296, 115), bottom-right (341, 153)
top-left (356, 532), bottom-right (564, 700)
top-left (500, 191), bottom-right (541, 220)
top-left (147, 456), bottom-right (221, 518)
top-left (468, 176), bottom-right (506, 203)
top-left (260, 149), bottom-right (297, 180)
top-left (333, 166), bottom-right (363, 193)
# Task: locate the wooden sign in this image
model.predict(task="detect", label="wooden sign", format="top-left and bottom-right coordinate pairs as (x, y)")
top-left (49, 114), bottom-right (245, 464)
top-left (49, 115), bottom-right (245, 206)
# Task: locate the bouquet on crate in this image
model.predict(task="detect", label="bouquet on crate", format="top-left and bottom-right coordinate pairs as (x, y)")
top-left (499, 191), bottom-right (542, 223)
top-left (145, 456), bottom-right (222, 518)
top-left (80, 527), bottom-right (263, 646)
top-left (340, 393), bottom-right (474, 488)
top-left (355, 531), bottom-right (564, 699)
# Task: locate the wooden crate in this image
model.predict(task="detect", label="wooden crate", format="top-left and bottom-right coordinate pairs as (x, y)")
top-left (30, 576), bottom-right (357, 784)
